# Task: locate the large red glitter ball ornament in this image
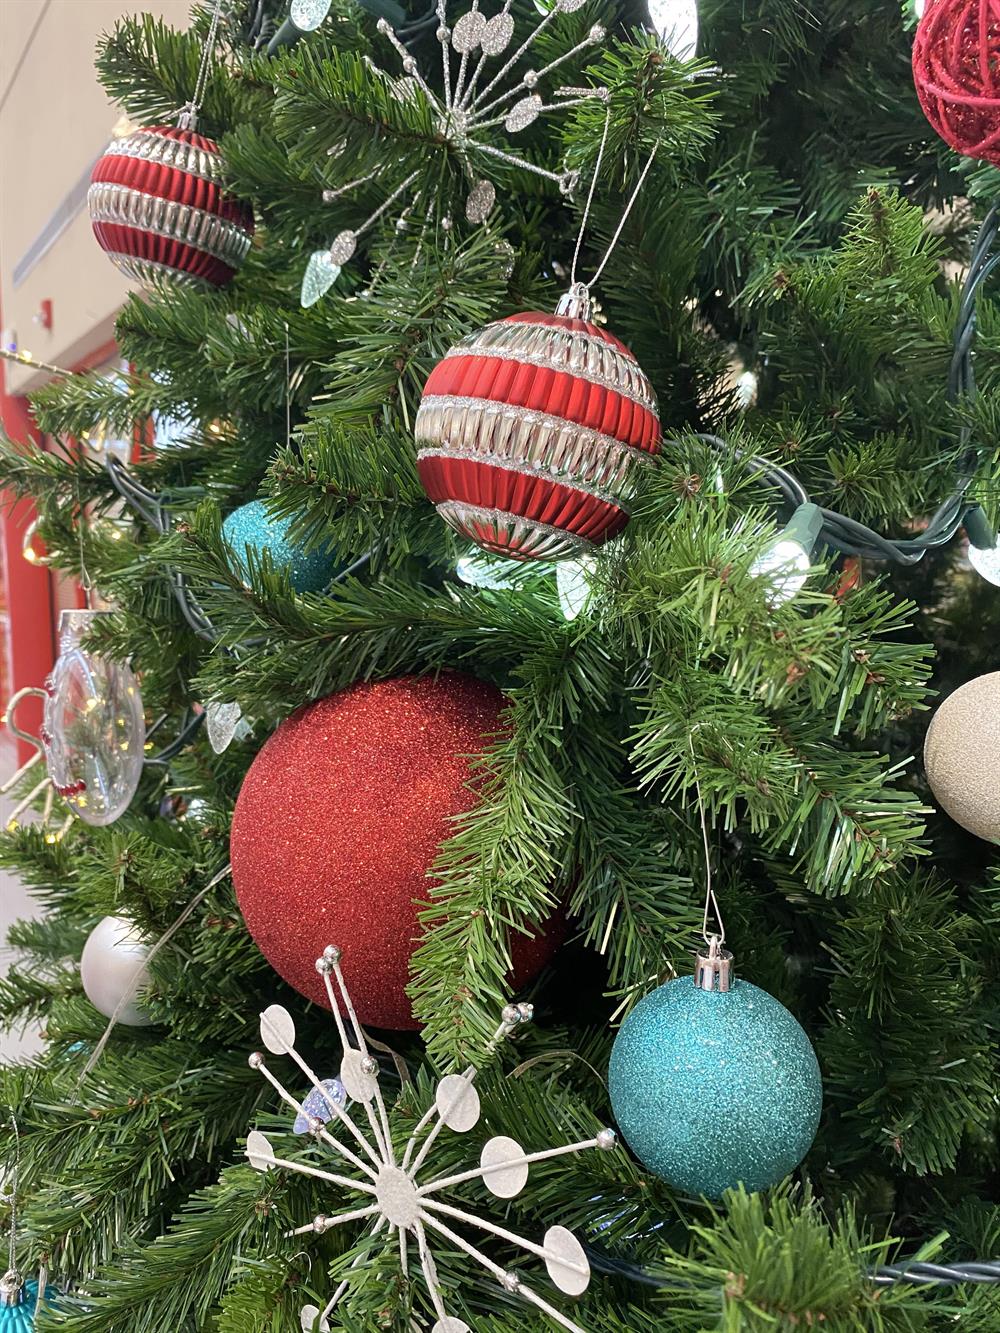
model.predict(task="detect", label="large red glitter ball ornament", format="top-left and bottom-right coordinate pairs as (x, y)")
top-left (88, 126), bottom-right (254, 288)
top-left (913, 0), bottom-right (1000, 164)
top-left (415, 283), bottom-right (661, 562)
top-left (231, 674), bottom-right (558, 1029)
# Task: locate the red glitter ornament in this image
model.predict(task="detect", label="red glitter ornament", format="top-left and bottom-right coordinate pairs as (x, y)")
top-left (912, 0), bottom-right (1000, 164)
top-left (231, 674), bottom-right (558, 1029)
top-left (415, 284), bottom-right (661, 562)
top-left (88, 126), bottom-right (254, 288)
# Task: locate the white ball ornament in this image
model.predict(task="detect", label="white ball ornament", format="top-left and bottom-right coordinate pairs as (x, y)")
top-left (924, 671), bottom-right (1000, 842)
top-left (80, 915), bottom-right (155, 1027)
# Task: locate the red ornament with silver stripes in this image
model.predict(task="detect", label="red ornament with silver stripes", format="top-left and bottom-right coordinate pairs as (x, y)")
top-left (415, 284), bottom-right (661, 561)
top-left (88, 126), bottom-right (254, 289)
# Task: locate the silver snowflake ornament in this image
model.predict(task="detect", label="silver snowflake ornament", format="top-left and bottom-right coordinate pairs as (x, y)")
top-left (246, 946), bottom-right (617, 1331)
top-left (303, 0), bottom-right (609, 305)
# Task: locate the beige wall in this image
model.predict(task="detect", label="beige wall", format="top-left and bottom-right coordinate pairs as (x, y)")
top-left (0, 0), bottom-right (193, 396)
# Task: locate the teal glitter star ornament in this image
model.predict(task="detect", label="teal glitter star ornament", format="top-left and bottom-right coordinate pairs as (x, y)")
top-left (222, 500), bottom-right (339, 595)
top-left (608, 942), bottom-right (822, 1198)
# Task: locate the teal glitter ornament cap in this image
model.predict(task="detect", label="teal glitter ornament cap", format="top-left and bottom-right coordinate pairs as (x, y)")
top-left (608, 946), bottom-right (822, 1198)
top-left (222, 500), bottom-right (339, 595)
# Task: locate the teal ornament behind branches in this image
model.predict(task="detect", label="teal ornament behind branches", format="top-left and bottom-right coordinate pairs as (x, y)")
top-left (222, 500), bottom-right (339, 595)
top-left (608, 974), bottom-right (822, 1197)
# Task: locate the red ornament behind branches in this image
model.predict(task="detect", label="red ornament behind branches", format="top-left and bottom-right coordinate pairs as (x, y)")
top-left (913, 0), bottom-right (1000, 164)
top-left (231, 674), bottom-right (559, 1029)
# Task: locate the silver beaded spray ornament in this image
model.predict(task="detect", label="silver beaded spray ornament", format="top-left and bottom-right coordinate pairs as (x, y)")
top-left (301, 0), bottom-right (610, 306)
top-left (246, 946), bottom-right (618, 1331)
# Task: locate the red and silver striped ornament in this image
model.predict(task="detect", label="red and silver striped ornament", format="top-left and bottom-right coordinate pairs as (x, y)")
top-left (88, 126), bottom-right (254, 289)
top-left (415, 284), bottom-right (661, 561)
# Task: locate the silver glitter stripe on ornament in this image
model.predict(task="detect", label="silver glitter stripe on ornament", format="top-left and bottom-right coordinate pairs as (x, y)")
top-left (417, 442), bottom-right (632, 511)
top-left (99, 131), bottom-right (227, 185)
top-left (98, 251), bottom-right (215, 290)
top-left (443, 322), bottom-right (658, 415)
top-left (87, 182), bottom-right (253, 267)
top-left (416, 395), bottom-right (656, 498)
top-left (434, 500), bottom-right (598, 561)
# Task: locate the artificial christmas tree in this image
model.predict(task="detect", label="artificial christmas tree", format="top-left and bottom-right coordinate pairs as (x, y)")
top-left (2, 0), bottom-right (1000, 1329)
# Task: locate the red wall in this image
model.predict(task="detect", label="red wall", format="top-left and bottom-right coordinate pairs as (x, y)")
top-left (0, 375), bottom-right (56, 765)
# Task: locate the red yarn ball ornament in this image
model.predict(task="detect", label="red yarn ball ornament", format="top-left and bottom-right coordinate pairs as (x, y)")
top-left (88, 126), bottom-right (254, 288)
top-left (231, 674), bottom-right (559, 1030)
top-left (415, 285), bottom-right (661, 562)
top-left (913, 0), bottom-right (1000, 164)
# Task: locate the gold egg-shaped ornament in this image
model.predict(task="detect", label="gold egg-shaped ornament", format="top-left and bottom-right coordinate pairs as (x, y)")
top-left (923, 671), bottom-right (1000, 842)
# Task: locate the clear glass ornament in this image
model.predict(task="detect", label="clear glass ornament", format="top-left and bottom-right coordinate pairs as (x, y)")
top-left (42, 611), bottom-right (145, 826)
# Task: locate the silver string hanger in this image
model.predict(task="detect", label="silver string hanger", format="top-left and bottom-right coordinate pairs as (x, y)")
top-left (0, 1114), bottom-right (23, 1308)
top-left (284, 322), bottom-right (292, 452)
top-left (569, 107), bottom-right (660, 294)
top-left (76, 473), bottom-right (93, 609)
top-left (178, 0), bottom-right (225, 131)
top-left (688, 729), bottom-right (725, 948)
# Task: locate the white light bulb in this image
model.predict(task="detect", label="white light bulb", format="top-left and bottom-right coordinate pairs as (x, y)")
top-left (647, 0), bottom-right (698, 59)
top-left (735, 368), bottom-right (758, 410)
top-left (556, 557), bottom-right (596, 620)
top-left (456, 551), bottom-right (528, 591)
top-left (290, 0), bottom-right (332, 31)
top-left (968, 541), bottom-right (1000, 587)
top-left (749, 538), bottom-right (811, 606)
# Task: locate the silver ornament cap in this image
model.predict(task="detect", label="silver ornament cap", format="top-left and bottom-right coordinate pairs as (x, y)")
top-left (694, 936), bottom-right (734, 993)
top-left (0, 1269), bottom-right (25, 1308)
top-left (555, 282), bottom-right (593, 322)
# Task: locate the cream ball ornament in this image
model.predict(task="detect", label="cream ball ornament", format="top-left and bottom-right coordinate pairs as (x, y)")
top-left (923, 671), bottom-right (1000, 842)
top-left (80, 915), bottom-right (155, 1027)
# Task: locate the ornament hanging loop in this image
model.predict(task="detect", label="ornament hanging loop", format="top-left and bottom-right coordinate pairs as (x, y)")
top-left (4, 689), bottom-right (48, 755)
top-left (694, 936), bottom-right (734, 993)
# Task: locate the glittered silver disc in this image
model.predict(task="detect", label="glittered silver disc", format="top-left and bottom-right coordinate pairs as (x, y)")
top-left (328, 229), bottom-right (358, 265)
top-left (505, 94), bottom-right (542, 133)
top-left (481, 11), bottom-right (515, 54)
top-left (465, 179), bottom-right (496, 224)
top-left (452, 9), bottom-right (487, 52)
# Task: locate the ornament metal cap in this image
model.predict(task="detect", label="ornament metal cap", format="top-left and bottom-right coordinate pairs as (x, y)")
top-left (0, 1269), bottom-right (25, 1308)
top-left (555, 282), bottom-right (593, 322)
top-left (57, 607), bottom-right (104, 651)
top-left (694, 937), bottom-right (734, 993)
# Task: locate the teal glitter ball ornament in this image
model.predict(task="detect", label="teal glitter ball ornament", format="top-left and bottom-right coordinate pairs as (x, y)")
top-left (0, 1278), bottom-right (46, 1330)
top-left (222, 500), bottom-right (338, 595)
top-left (608, 954), bottom-right (822, 1198)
